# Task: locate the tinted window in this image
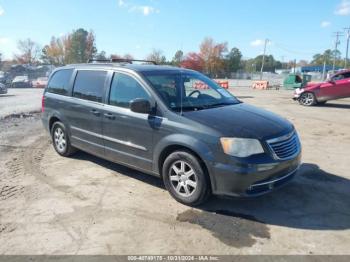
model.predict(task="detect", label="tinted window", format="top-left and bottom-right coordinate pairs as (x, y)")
top-left (109, 73), bottom-right (149, 108)
top-left (47, 69), bottom-right (73, 95)
top-left (73, 70), bottom-right (107, 103)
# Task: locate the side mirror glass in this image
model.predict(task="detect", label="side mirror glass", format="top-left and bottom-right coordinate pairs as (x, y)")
top-left (130, 99), bottom-right (152, 114)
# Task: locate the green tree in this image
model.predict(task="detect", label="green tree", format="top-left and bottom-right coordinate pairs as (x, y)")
top-left (251, 55), bottom-right (281, 73)
top-left (95, 51), bottom-right (107, 60)
top-left (172, 50), bottom-right (184, 66)
top-left (65, 28), bottom-right (97, 64)
top-left (225, 47), bottom-right (242, 74)
top-left (311, 49), bottom-right (342, 66)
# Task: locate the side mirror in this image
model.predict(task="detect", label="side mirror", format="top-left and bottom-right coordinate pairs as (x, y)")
top-left (130, 98), bottom-right (152, 114)
top-left (327, 79), bottom-right (335, 84)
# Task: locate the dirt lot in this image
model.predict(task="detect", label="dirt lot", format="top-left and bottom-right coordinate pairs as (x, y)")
top-left (0, 88), bottom-right (349, 255)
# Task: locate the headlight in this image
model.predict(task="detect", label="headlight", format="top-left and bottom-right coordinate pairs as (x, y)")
top-left (220, 137), bottom-right (264, 157)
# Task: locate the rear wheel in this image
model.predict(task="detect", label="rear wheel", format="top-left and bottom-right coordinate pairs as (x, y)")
top-left (163, 151), bottom-right (211, 206)
top-left (299, 92), bottom-right (316, 106)
top-left (51, 122), bottom-right (77, 157)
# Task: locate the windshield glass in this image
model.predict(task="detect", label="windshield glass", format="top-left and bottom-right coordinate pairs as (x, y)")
top-left (142, 71), bottom-right (240, 111)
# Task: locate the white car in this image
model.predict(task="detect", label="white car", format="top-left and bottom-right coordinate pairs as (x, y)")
top-left (12, 76), bottom-right (31, 88)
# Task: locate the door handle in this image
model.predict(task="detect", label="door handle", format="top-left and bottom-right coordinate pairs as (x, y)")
top-left (90, 109), bottom-right (101, 117)
top-left (104, 113), bottom-right (116, 120)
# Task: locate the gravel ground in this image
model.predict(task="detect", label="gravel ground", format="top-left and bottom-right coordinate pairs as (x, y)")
top-left (0, 88), bottom-right (349, 255)
top-left (0, 88), bottom-right (43, 119)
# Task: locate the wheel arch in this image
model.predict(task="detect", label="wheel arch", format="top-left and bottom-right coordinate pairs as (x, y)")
top-left (154, 135), bottom-right (217, 191)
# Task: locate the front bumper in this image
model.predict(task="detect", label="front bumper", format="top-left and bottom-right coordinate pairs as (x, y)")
top-left (210, 153), bottom-right (301, 197)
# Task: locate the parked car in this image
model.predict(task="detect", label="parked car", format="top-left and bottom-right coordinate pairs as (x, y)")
top-left (11, 75), bottom-right (31, 88)
top-left (0, 83), bottom-right (7, 94)
top-left (42, 60), bottom-right (301, 205)
top-left (32, 77), bottom-right (48, 88)
top-left (294, 70), bottom-right (350, 106)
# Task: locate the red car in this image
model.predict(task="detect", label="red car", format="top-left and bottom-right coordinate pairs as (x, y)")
top-left (294, 70), bottom-right (350, 106)
top-left (32, 77), bottom-right (48, 88)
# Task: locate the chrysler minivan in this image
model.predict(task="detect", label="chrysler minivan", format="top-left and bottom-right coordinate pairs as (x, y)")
top-left (42, 59), bottom-right (301, 205)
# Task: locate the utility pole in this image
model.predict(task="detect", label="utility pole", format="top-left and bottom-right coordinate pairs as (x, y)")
top-left (260, 39), bottom-right (269, 80)
top-left (332, 32), bottom-right (343, 71)
top-left (344, 27), bottom-right (350, 69)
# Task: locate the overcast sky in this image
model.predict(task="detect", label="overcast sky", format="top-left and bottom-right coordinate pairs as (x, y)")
top-left (0, 0), bottom-right (350, 61)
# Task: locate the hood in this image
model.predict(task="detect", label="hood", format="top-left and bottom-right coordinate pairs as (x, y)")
top-left (183, 103), bottom-right (294, 140)
top-left (305, 82), bottom-right (322, 90)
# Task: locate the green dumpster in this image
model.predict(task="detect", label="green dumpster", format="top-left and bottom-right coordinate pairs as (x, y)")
top-left (283, 74), bottom-right (311, 90)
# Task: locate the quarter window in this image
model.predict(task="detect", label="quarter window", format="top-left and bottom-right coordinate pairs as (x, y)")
top-left (109, 73), bottom-right (149, 108)
top-left (47, 69), bottom-right (73, 95)
top-left (73, 70), bottom-right (107, 103)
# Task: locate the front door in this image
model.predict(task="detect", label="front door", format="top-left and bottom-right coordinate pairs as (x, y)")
top-left (319, 72), bottom-right (350, 100)
top-left (102, 72), bottom-right (155, 172)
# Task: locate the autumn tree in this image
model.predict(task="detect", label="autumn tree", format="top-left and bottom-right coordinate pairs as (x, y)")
top-left (180, 52), bottom-right (204, 71)
top-left (199, 37), bottom-right (227, 77)
top-left (15, 38), bottom-right (41, 64)
top-left (42, 36), bottom-right (66, 65)
top-left (146, 49), bottom-right (166, 64)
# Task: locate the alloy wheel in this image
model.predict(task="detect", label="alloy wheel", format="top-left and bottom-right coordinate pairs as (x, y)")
top-left (300, 92), bottom-right (315, 106)
top-left (54, 127), bottom-right (67, 153)
top-left (169, 160), bottom-right (198, 197)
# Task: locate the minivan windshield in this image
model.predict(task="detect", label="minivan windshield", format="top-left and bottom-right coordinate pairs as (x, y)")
top-left (142, 71), bottom-right (240, 112)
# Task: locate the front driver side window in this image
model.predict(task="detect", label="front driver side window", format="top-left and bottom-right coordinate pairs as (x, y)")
top-left (333, 74), bottom-right (345, 81)
top-left (109, 73), bottom-right (149, 108)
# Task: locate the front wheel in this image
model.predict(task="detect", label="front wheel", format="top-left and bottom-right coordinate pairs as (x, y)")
top-left (299, 92), bottom-right (316, 106)
top-left (162, 151), bottom-right (211, 206)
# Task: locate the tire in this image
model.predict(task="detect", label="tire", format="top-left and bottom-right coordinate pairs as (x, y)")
top-left (162, 151), bottom-right (211, 206)
top-left (299, 92), bottom-right (316, 106)
top-left (51, 122), bottom-right (77, 157)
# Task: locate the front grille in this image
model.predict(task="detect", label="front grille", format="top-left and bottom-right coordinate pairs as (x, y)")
top-left (267, 132), bottom-right (300, 160)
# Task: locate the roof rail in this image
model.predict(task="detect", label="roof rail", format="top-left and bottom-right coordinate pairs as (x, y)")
top-left (87, 58), bottom-right (157, 65)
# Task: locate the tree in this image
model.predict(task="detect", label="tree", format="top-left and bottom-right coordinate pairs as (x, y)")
top-left (15, 38), bottom-right (41, 64)
top-left (42, 36), bottom-right (65, 65)
top-left (172, 50), bottom-right (184, 66)
top-left (180, 52), bottom-right (204, 71)
top-left (250, 55), bottom-right (281, 72)
top-left (146, 49), bottom-right (166, 64)
top-left (65, 28), bottom-right (97, 64)
top-left (311, 49), bottom-right (342, 66)
top-left (199, 37), bottom-right (227, 77)
top-left (225, 47), bottom-right (242, 74)
top-left (95, 51), bottom-right (107, 60)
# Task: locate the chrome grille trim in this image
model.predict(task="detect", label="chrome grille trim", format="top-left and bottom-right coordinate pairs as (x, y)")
top-left (266, 132), bottom-right (301, 160)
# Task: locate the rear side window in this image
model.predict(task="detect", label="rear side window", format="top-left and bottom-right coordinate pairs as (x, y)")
top-left (73, 70), bottom-right (107, 103)
top-left (109, 73), bottom-right (149, 108)
top-left (47, 69), bottom-right (73, 95)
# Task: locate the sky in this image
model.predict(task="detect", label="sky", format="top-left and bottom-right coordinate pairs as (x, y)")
top-left (0, 0), bottom-right (350, 62)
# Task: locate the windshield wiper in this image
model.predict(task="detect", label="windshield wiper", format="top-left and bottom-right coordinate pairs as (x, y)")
top-left (172, 105), bottom-right (207, 112)
top-left (206, 102), bottom-right (237, 108)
